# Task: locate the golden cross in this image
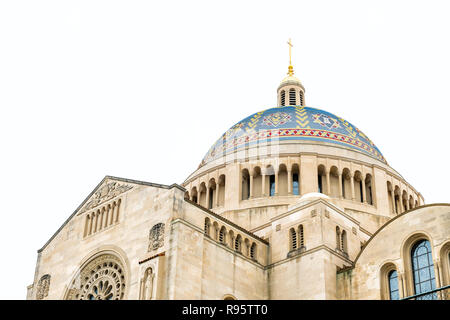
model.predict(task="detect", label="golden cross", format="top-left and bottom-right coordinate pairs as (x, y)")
top-left (287, 38), bottom-right (293, 65)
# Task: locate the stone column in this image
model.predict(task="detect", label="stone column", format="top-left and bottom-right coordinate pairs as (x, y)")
top-left (262, 174), bottom-right (266, 197)
top-left (350, 174), bottom-right (355, 201)
top-left (275, 171), bottom-right (279, 196)
top-left (399, 272), bottom-right (405, 299)
top-left (362, 179), bottom-right (367, 203)
top-left (397, 195), bottom-right (403, 214)
top-left (391, 191), bottom-right (396, 215)
top-left (434, 260), bottom-right (442, 288)
top-left (326, 170), bottom-right (331, 196)
top-left (287, 170), bottom-right (292, 195)
top-left (93, 212), bottom-right (99, 233)
top-left (88, 214), bottom-right (93, 235)
top-left (406, 196), bottom-right (410, 211)
top-left (249, 175), bottom-right (254, 199)
top-left (215, 183), bottom-right (220, 207)
top-left (338, 173), bottom-right (343, 199)
top-left (206, 187), bottom-right (210, 209)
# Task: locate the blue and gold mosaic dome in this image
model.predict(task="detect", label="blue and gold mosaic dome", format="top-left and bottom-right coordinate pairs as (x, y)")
top-left (200, 105), bottom-right (386, 167)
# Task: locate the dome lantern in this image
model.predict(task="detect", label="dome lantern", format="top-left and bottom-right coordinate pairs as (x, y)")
top-left (278, 39), bottom-right (305, 107)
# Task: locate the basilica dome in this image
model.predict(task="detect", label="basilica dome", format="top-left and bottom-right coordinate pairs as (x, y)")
top-left (200, 105), bottom-right (386, 167)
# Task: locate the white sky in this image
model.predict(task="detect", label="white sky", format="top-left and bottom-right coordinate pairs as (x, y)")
top-left (1, 0), bottom-right (449, 299)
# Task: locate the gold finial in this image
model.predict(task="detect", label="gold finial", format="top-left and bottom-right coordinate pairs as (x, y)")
top-left (287, 38), bottom-right (294, 76)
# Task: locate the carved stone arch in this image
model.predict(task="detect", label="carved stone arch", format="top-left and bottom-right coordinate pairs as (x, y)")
top-left (379, 261), bottom-right (400, 300)
top-left (439, 241), bottom-right (450, 286)
top-left (400, 231), bottom-right (436, 297)
top-left (148, 223), bottom-right (165, 252)
top-left (63, 247), bottom-right (130, 300)
top-left (265, 164), bottom-right (275, 176)
top-left (251, 166), bottom-right (261, 177)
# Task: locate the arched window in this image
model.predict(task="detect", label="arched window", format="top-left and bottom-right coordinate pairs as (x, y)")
top-left (191, 187), bottom-right (198, 204)
top-left (289, 88), bottom-right (296, 105)
top-left (388, 270), bottom-right (399, 300)
top-left (280, 90), bottom-right (286, 106)
top-left (250, 243), bottom-right (257, 259)
top-left (293, 173), bottom-right (299, 195)
top-left (317, 165), bottom-right (325, 194)
top-left (298, 225), bottom-right (304, 247)
top-left (219, 226), bottom-right (226, 244)
top-left (241, 169), bottom-right (250, 200)
top-left (299, 91), bottom-right (304, 106)
top-left (336, 227), bottom-right (341, 250)
top-left (341, 230), bottom-right (348, 254)
top-left (234, 235), bottom-right (242, 252)
top-left (318, 173), bottom-right (323, 193)
top-left (411, 240), bottom-right (437, 299)
top-left (208, 188), bottom-right (214, 209)
top-left (269, 175), bottom-right (275, 197)
top-left (290, 228), bottom-right (297, 250)
top-left (342, 174), bottom-right (346, 198)
top-left (204, 218), bottom-right (210, 236)
top-left (359, 180), bottom-right (363, 202)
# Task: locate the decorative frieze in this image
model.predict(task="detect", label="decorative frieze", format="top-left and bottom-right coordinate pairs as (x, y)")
top-left (80, 181), bottom-right (132, 214)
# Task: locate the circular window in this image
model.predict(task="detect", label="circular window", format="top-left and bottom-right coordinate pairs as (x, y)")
top-left (66, 254), bottom-right (126, 300)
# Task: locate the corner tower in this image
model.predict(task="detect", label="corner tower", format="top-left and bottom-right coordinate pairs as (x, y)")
top-left (277, 39), bottom-right (305, 107)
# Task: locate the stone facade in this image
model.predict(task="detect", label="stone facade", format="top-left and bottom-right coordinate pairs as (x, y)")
top-left (27, 67), bottom-right (449, 300)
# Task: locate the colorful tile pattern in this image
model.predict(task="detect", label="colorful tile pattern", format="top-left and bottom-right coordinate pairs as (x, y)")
top-left (200, 106), bottom-right (385, 166)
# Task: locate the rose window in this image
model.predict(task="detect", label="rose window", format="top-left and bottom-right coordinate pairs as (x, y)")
top-left (65, 254), bottom-right (126, 300)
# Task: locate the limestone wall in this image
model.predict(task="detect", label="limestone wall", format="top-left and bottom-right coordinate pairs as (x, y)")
top-left (342, 204), bottom-right (450, 299)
